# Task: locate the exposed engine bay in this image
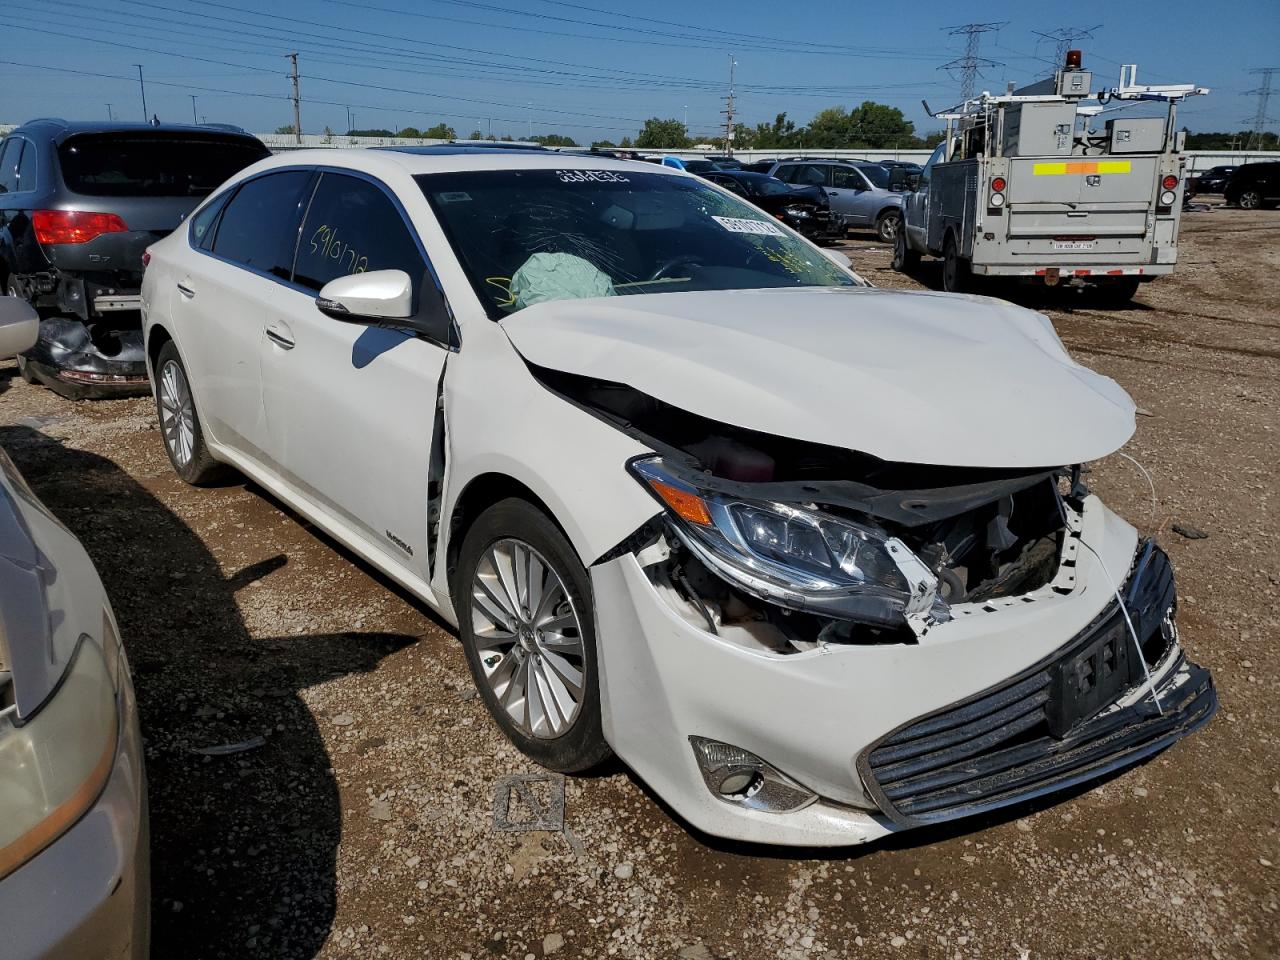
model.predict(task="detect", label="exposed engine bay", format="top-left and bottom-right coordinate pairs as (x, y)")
top-left (535, 363), bottom-right (1080, 651)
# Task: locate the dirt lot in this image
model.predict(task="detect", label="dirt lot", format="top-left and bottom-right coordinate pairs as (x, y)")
top-left (1, 208), bottom-right (1277, 960)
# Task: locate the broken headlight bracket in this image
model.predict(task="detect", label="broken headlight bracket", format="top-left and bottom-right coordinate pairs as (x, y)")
top-left (629, 455), bottom-right (947, 638)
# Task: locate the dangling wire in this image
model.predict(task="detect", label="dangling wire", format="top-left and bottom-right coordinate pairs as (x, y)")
top-left (1054, 489), bottom-right (1164, 714)
top-left (1117, 450), bottom-right (1160, 537)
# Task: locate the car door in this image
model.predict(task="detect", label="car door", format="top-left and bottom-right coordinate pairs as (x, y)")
top-left (173, 168), bottom-right (315, 462)
top-left (260, 169), bottom-right (447, 572)
top-left (0, 139), bottom-right (26, 275)
top-left (906, 143), bottom-right (945, 250)
top-left (830, 165), bottom-right (874, 226)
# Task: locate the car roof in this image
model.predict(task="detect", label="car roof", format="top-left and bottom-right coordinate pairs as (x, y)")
top-left (377, 143), bottom-right (552, 156)
top-left (8, 118), bottom-right (262, 146)
top-left (227, 147), bottom-right (683, 181)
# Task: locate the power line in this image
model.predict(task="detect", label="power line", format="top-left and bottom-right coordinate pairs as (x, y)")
top-left (940, 22), bottom-right (1007, 101)
top-left (1244, 67), bottom-right (1278, 150)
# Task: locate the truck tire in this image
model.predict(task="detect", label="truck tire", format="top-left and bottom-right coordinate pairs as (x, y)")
top-left (891, 227), bottom-right (919, 273)
top-left (875, 209), bottom-right (902, 244)
top-left (1094, 277), bottom-right (1141, 306)
top-left (942, 234), bottom-right (970, 293)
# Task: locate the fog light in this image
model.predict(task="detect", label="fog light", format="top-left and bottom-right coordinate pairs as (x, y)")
top-left (689, 737), bottom-right (818, 813)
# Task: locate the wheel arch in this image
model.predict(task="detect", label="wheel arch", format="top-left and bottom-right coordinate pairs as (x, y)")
top-left (146, 322), bottom-right (173, 380)
top-left (444, 472), bottom-right (568, 591)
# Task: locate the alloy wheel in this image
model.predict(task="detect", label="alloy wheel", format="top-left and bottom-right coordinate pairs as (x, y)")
top-left (158, 359), bottom-right (196, 468)
top-left (1239, 190), bottom-right (1261, 210)
top-left (470, 538), bottom-right (585, 739)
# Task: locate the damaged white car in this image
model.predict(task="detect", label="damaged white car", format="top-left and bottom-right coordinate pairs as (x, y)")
top-left (139, 148), bottom-right (1215, 846)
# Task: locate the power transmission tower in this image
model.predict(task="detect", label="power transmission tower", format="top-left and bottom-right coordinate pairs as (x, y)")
top-left (1243, 67), bottom-right (1278, 150)
top-left (940, 22), bottom-right (1007, 101)
top-left (287, 52), bottom-right (302, 145)
top-left (1032, 25), bottom-right (1102, 69)
top-left (721, 55), bottom-right (737, 155)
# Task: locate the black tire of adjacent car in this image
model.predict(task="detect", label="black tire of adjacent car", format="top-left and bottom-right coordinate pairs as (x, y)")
top-left (891, 226), bottom-right (919, 273)
top-left (455, 498), bottom-right (611, 774)
top-left (1237, 189), bottom-right (1262, 210)
top-left (875, 209), bottom-right (901, 244)
top-left (942, 233), bottom-right (970, 294)
top-left (154, 341), bottom-right (228, 486)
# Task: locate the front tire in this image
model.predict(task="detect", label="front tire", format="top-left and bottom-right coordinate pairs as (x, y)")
top-left (154, 341), bottom-right (226, 485)
top-left (891, 225), bottom-right (919, 272)
top-left (1237, 189), bottom-right (1261, 210)
top-left (456, 498), bottom-right (610, 773)
top-left (875, 209), bottom-right (902, 244)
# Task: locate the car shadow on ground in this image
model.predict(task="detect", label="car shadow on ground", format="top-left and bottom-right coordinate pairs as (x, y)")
top-left (0, 425), bottom-right (414, 960)
top-left (893, 260), bottom-right (1156, 313)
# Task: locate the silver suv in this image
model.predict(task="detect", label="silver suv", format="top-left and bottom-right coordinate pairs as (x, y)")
top-left (763, 160), bottom-right (905, 242)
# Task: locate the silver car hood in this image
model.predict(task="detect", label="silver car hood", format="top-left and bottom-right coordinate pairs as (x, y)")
top-left (501, 287), bottom-right (1135, 468)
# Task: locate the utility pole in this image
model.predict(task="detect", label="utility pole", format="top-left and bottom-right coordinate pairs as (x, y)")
top-left (1032, 25), bottom-right (1101, 70)
top-left (287, 52), bottom-right (301, 144)
top-left (106, 103), bottom-right (114, 121)
top-left (527, 101), bottom-right (532, 139)
top-left (133, 64), bottom-right (148, 121)
top-left (190, 95), bottom-right (198, 124)
top-left (940, 22), bottom-right (1007, 101)
top-left (1244, 67), bottom-right (1278, 151)
top-left (720, 55), bottom-right (737, 155)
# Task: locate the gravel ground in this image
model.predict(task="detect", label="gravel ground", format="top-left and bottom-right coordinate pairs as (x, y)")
top-left (0, 207), bottom-right (1276, 959)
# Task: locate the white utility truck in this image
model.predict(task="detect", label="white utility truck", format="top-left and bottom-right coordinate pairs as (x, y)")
top-left (894, 52), bottom-right (1208, 302)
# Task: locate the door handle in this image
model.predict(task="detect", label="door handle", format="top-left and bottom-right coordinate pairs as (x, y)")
top-left (176, 281), bottom-right (195, 298)
top-left (265, 326), bottom-right (295, 350)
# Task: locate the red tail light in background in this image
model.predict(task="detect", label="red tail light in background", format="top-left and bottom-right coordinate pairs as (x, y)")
top-left (1161, 175), bottom-right (1179, 191)
top-left (141, 249), bottom-right (152, 268)
top-left (32, 210), bottom-right (129, 245)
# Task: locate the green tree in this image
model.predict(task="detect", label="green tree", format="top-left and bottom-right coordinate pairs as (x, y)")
top-left (531, 133), bottom-right (579, 147)
top-left (749, 113), bottom-right (799, 150)
top-left (619, 136), bottom-right (634, 148)
top-left (591, 139), bottom-right (617, 149)
top-left (397, 126), bottom-right (422, 138)
top-left (847, 101), bottom-right (915, 148)
top-left (274, 124), bottom-right (296, 135)
top-left (347, 128), bottom-right (394, 137)
top-left (468, 129), bottom-right (485, 140)
top-left (423, 123), bottom-right (457, 139)
top-left (635, 118), bottom-right (690, 149)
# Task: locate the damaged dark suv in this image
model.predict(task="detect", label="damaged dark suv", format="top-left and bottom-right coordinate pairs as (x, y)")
top-left (0, 119), bottom-right (269, 398)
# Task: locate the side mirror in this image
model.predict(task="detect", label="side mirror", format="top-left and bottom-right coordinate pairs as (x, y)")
top-left (315, 269), bottom-right (454, 347)
top-left (0, 296), bottom-right (39, 359)
top-left (820, 248), bottom-right (852, 270)
top-left (905, 173), bottom-right (921, 191)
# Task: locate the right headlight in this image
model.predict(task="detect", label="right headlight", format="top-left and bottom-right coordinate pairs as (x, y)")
top-left (0, 635), bottom-right (119, 879)
top-left (630, 456), bottom-right (946, 635)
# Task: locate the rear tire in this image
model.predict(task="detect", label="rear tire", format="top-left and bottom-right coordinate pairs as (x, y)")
top-left (942, 233), bottom-right (970, 293)
top-left (154, 341), bottom-right (227, 485)
top-left (875, 209), bottom-right (902, 244)
top-left (15, 355), bottom-right (38, 384)
top-left (1093, 277), bottom-right (1141, 307)
top-left (455, 498), bottom-right (610, 773)
top-left (891, 225), bottom-right (919, 273)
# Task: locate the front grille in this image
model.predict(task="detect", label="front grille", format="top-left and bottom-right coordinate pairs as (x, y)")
top-left (859, 543), bottom-right (1216, 827)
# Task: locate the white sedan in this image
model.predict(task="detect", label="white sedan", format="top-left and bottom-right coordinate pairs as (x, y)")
top-left (139, 147), bottom-right (1214, 846)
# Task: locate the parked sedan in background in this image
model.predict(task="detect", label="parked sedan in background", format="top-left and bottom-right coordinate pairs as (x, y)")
top-left (702, 170), bottom-right (843, 242)
top-left (1191, 165), bottom-right (1238, 194)
top-left (0, 296), bottom-right (149, 958)
top-left (764, 159), bottom-right (906, 242)
top-left (0, 120), bottom-right (269, 398)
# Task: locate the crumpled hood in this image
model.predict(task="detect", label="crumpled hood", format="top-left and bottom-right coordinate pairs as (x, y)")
top-left (501, 286), bottom-right (1135, 468)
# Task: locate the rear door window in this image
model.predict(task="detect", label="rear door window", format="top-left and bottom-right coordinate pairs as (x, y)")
top-left (0, 139), bottom-right (19, 193)
top-left (795, 165), bottom-right (831, 187)
top-left (57, 134), bottom-right (270, 198)
top-left (189, 190), bottom-right (233, 251)
top-left (211, 170), bottom-right (314, 279)
top-left (292, 172), bottom-right (427, 294)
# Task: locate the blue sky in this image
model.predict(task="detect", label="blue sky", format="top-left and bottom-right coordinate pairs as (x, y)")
top-left (2, 0), bottom-right (1277, 142)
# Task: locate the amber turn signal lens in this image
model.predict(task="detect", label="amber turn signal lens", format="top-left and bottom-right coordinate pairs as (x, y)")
top-left (648, 480), bottom-right (713, 526)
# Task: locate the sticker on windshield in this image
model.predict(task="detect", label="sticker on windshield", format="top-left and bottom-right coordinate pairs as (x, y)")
top-left (712, 215), bottom-right (786, 237)
top-left (556, 170), bottom-right (630, 183)
top-left (438, 191), bottom-right (472, 202)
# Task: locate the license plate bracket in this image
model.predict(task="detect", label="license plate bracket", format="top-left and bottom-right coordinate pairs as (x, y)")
top-left (1047, 619), bottom-right (1133, 738)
